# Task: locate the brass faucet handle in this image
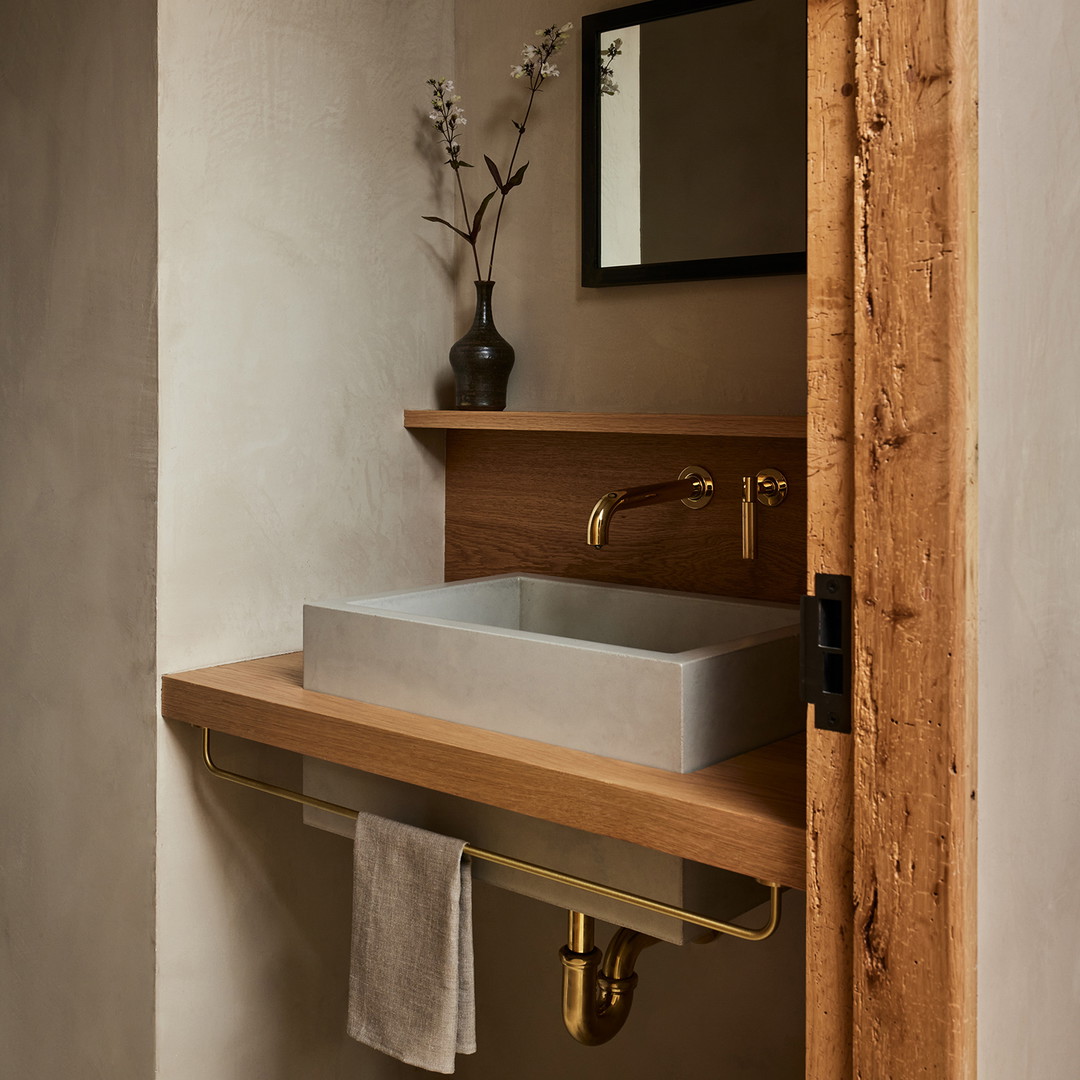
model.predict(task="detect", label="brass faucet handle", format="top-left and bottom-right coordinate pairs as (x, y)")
top-left (741, 469), bottom-right (789, 559)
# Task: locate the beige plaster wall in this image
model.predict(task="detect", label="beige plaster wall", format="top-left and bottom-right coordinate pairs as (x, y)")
top-left (1, 0), bottom-right (806, 1074)
top-left (451, 0), bottom-right (807, 415)
top-left (154, 1), bottom-right (805, 1074)
top-left (155, 0), bottom-right (452, 1076)
top-left (23, 0), bottom-right (1080, 1073)
top-left (0, 0), bottom-right (159, 1075)
top-left (978, 4), bottom-right (1080, 1076)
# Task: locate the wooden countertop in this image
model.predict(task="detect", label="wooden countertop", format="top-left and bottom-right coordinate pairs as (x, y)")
top-left (162, 652), bottom-right (806, 890)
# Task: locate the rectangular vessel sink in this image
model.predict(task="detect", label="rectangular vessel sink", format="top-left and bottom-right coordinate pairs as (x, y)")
top-left (303, 574), bottom-right (801, 773)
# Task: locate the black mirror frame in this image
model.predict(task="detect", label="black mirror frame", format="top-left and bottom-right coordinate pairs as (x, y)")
top-left (581, 0), bottom-right (807, 287)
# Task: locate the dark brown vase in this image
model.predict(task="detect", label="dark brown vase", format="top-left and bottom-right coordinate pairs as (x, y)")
top-left (449, 281), bottom-right (515, 411)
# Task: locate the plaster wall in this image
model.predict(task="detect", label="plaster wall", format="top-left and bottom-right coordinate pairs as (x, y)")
top-left (1, 0), bottom-right (806, 1074)
top-left (978, 4), bottom-right (1080, 1076)
top-left (155, 0), bottom-right (452, 1076)
top-left (14, 0), bottom-right (1080, 1074)
top-left (0, 0), bottom-right (158, 1075)
top-left (155, 1), bottom-right (804, 1075)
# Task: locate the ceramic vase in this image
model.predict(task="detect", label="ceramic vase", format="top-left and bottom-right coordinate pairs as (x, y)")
top-left (449, 281), bottom-right (515, 411)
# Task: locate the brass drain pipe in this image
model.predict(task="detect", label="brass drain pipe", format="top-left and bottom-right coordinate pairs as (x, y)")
top-left (560, 911), bottom-right (661, 1045)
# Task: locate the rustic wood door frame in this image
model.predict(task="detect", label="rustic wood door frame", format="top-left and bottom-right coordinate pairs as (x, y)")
top-left (806, 1), bottom-right (978, 1077)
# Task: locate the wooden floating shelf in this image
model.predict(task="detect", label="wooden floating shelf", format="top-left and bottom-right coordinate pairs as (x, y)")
top-left (404, 410), bottom-right (807, 439)
top-left (163, 652), bottom-right (806, 890)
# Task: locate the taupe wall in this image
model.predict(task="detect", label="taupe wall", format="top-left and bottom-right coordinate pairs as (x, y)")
top-left (978, 3), bottom-right (1080, 1075)
top-left (0, 0), bottom-right (158, 1075)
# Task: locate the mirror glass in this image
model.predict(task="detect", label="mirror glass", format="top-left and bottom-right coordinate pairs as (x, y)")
top-left (582, 0), bottom-right (807, 287)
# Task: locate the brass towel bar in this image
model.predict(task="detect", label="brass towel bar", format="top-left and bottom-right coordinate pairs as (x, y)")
top-left (200, 728), bottom-right (783, 940)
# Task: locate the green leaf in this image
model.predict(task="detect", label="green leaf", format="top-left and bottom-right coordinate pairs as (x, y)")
top-left (421, 215), bottom-right (474, 244)
top-left (484, 155), bottom-right (504, 190)
top-left (458, 160), bottom-right (474, 168)
top-left (503, 161), bottom-right (530, 190)
top-left (468, 190), bottom-right (498, 242)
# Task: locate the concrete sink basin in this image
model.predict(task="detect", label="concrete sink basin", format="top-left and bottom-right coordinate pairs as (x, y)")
top-left (303, 574), bottom-right (801, 773)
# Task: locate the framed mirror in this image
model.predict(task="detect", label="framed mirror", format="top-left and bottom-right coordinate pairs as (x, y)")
top-left (581, 0), bottom-right (807, 287)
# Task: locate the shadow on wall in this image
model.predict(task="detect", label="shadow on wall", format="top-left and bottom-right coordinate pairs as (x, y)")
top-left (430, 882), bottom-right (803, 1079)
top-left (192, 731), bottom-right (803, 1079)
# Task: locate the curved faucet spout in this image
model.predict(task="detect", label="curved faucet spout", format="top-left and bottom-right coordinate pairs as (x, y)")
top-left (586, 467), bottom-right (714, 548)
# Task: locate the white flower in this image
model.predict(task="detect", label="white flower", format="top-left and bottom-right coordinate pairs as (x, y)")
top-left (510, 65), bottom-right (525, 79)
top-left (540, 63), bottom-right (559, 78)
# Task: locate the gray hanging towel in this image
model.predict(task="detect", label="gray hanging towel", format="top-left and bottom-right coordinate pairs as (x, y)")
top-left (347, 811), bottom-right (476, 1073)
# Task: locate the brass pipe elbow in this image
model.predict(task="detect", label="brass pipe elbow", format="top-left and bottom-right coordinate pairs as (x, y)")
top-left (560, 913), bottom-right (660, 1046)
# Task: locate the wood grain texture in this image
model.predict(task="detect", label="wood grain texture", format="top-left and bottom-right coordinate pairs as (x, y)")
top-left (806, 0), bottom-right (858, 1077)
top-left (444, 430), bottom-right (807, 604)
top-left (853, 0), bottom-right (978, 1076)
top-left (162, 653), bottom-right (807, 889)
top-left (404, 410), bottom-right (807, 439)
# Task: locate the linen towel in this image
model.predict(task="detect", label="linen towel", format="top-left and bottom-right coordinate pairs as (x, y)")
top-left (347, 812), bottom-right (476, 1074)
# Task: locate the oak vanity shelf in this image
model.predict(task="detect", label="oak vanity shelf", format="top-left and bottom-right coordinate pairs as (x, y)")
top-left (403, 410), bottom-right (806, 439)
top-left (162, 652), bottom-right (806, 891)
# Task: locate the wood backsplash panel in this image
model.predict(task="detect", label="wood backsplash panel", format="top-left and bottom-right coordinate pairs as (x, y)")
top-left (444, 430), bottom-right (806, 604)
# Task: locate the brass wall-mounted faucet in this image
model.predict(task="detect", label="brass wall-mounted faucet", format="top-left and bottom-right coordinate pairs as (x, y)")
top-left (586, 466), bottom-right (715, 548)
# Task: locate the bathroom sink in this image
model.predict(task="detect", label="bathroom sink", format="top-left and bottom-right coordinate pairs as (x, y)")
top-left (303, 574), bottom-right (801, 773)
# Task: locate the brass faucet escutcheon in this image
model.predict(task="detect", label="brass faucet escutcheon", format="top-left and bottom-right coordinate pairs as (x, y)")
top-left (587, 466), bottom-right (714, 548)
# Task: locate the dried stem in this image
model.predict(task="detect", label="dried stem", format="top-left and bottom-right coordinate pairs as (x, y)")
top-left (485, 89), bottom-right (538, 281)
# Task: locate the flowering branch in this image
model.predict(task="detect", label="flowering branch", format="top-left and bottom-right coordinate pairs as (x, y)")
top-left (422, 21), bottom-right (572, 283)
top-left (423, 79), bottom-right (488, 282)
top-left (485, 21), bottom-right (572, 280)
top-left (599, 38), bottom-right (622, 97)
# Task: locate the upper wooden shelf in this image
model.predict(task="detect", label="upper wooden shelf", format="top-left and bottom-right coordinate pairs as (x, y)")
top-left (404, 411), bottom-right (807, 439)
top-left (162, 652), bottom-right (806, 890)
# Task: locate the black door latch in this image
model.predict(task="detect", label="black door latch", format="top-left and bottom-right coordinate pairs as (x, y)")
top-left (800, 573), bottom-right (852, 733)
